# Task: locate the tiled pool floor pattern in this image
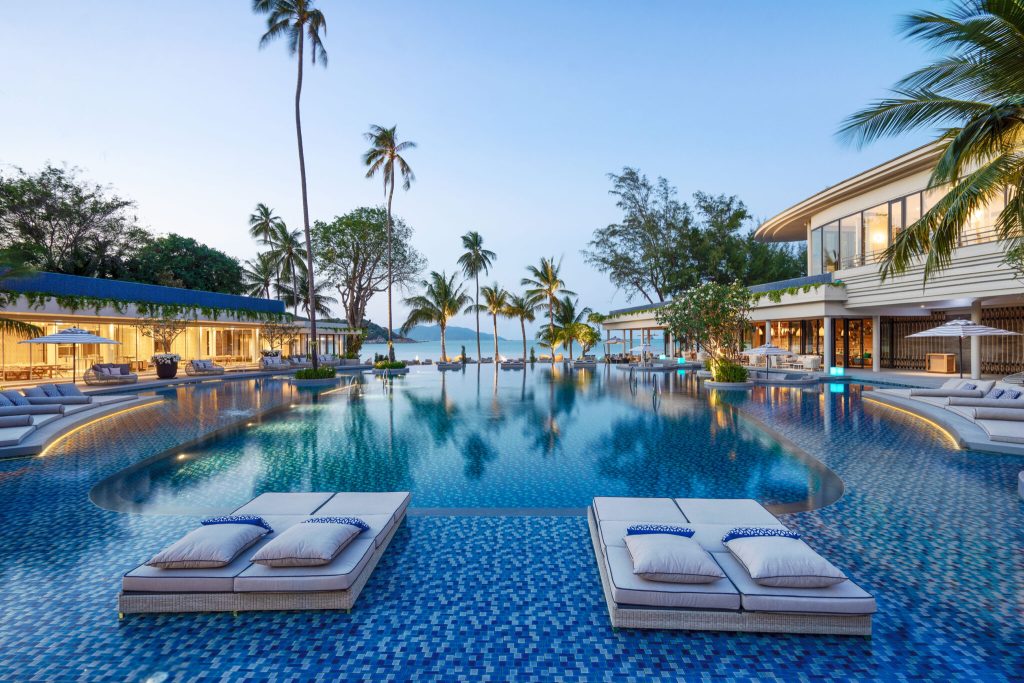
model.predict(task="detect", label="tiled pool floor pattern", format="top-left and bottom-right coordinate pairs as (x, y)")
top-left (0, 374), bottom-right (1022, 681)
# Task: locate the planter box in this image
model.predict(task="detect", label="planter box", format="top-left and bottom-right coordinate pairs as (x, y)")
top-left (372, 368), bottom-right (410, 377)
top-left (704, 381), bottom-right (754, 390)
top-left (290, 377), bottom-right (344, 387)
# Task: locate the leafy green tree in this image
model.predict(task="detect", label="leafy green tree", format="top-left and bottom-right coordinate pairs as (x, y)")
top-left (839, 0), bottom-right (1024, 280)
top-left (476, 283), bottom-right (509, 360)
top-left (522, 257), bottom-right (575, 365)
top-left (363, 124), bottom-right (416, 361)
top-left (311, 207), bottom-right (425, 337)
top-left (656, 281), bottom-right (752, 375)
top-left (551, 296), bottom-right (592, 360)
top-left (576, 324), bottom-right (601, 357)
top-left (0, 165), bottom-right (147, 278)
top-left (0, 255), bottom-right (44, 338)
top-left (124, 234), bottom-right (245, 294)
top-left (503, 292), bottom-right (540, 363)
top-left (457, 231), bottom-right (496, 361)
top-left (401, 271), bottom-right (472, 362)
top-left (254, 0), bottom-right (328, 369)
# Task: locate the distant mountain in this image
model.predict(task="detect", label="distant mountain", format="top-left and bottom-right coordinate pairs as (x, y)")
top-left (407, 324), bottom-right (507, 342)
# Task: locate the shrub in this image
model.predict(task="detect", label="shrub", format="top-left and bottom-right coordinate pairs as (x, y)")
top-left (374, 360), bottom-right (407, 370)
top-left (709, 358), bottom-right (748, 383)
top-left (295, 367), bottom-right (336, 380)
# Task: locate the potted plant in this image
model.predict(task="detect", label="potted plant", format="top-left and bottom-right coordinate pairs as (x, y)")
top-left (152, 353), bottom-right (181, 379)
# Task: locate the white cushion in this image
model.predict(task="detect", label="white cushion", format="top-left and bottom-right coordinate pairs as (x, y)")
top-left (250, 521), bottom-right (362, 567)
top-left (624, 534), bottom-right (725, 584)
top-left (147, 523), bottom-right (268, 569)
top-left (315, 491), bottom-right (411, 524)
top-left (233, 538), bottom-right (375, 592)
top-left (725, 535), bottom-right (847, 588)
top-left (686, 523), bottom-right (787, 553)
top-left (592, 497), bottom-right (686, 523)
top-left (674, 498), bottom-right (779, 526)
top-left (603, 546), bottom-right (739, 609)
top-left (716, 553), bottom-right (875, 614)
top-left (233, 492), bottom-right (334, 516)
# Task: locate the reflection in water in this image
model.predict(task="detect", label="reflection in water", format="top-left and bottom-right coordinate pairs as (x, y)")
top-left (91, 366), bottom-right (842, 513)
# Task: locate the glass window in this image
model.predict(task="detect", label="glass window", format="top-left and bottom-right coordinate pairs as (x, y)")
top-left (964, 188), bottom-right (1005, 245)
top-left (822, 221), bottom-right (840, 272)
top-left (863, 203), bottom-right (889, 261)
top-left (889, 199), bottom-right (903, 242)
top-left (810, 228), bottom-right (822, 276)
top-left (839, 214), bottom-right (861, 268)
top-left (904, 192), bottom-right (921, 228)
top-left (923, 186), bottom-right (946, 214)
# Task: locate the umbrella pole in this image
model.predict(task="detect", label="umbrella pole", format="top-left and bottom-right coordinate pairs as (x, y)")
top-left (958, 336), bottom-right (963, 379)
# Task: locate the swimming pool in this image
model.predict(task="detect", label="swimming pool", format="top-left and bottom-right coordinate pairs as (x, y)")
top-left (90, 367), bottom-right (843, 514)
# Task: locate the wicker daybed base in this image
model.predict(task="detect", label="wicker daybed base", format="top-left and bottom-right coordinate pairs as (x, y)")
top-left (119, 507), bottom-right (405, 616)
top-left (587, 508), bottom-right (872, 636)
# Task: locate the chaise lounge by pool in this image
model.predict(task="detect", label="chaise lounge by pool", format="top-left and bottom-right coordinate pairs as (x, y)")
top-left (0, 366), bottom-right (1021, 680)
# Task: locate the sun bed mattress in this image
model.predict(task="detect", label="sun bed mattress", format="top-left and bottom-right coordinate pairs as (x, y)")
top-left (592, 496), bottom-right (686, 523)
top-left (603, 546), bottom-right (740, 610)
top-left (674, 498), bottom-right (781, 526)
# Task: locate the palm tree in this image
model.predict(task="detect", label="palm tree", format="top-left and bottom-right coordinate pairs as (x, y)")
top-left (242, 253), bottom-right (278, 298)
top-left (248, 203), bottom-right (285, 245)
top-left (253, 0), bottom-right (327, 368)
top-left (280, 274), bottom-right (337, 318)
top-left (838, 0), bottom-right (1024, 281)
top-left (0, 257), bottom-right (44, 338)
top-left (457, 231), bottom-right (496, 361)
top-left (401, 271), bottom-right (471, 363)
top-left (363, 124), bottom-right (416, 361)
top-left (477, 284), bottom-right (509, 361)
top-left (266, 222), bottom-right (307, 316)
top-left (504, 292), bottom-right (540, 362)
top-left (522, 257), bottom-right (575, 364)
top-left (552, 296), bottom-right (592, 360)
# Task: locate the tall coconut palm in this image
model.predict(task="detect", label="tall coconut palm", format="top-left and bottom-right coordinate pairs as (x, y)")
top-left (267, 222), bottom-right (307, 316)
top-left (457, 231), bottom-right (496, 361)
top-left (248, 203), bottom-right (285, 245)
top-left (552, 296), bottom-right (592, 360)
top-left (363, 124), bottom-right (416, 362)
top-left (242, 253), bottom-right (278, 298)
top-left (522, 257), bottom-right (575, 365)
top-left (838, 0), bottom-right (1024, 281)
top-left (476, 284), bottom-right (509, 361)
top-left (253, 0), bottom-right (327, 368)
top-left (503, 292), bottom-right (540, 363)
top-left (401, 271), bottom-right (471, 363)
top-left (279, 273), bottom-right (337, 318)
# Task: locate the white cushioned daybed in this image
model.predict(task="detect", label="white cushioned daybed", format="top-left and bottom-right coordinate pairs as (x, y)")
top-left (119, 491), bottom-right (410, 616)
top-left (588, 496), bottom-right (875, 636)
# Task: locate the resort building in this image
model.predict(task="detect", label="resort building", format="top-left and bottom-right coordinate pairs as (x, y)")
top-left (0, 272), bottom-right (357, 380)
top-left (603, 141), bottom-right (1024, 379)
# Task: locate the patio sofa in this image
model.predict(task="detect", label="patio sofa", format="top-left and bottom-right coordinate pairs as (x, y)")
top-left (260, 356), bottom-right (291, 371)
top-left (588, 496), bottom-right (875, 635)
top-left (83, 363), bottom-right (139, 386)
top-left (185, 359), bottom-right (225, 377)
top-left (119, 491), bottom-right (410, 616)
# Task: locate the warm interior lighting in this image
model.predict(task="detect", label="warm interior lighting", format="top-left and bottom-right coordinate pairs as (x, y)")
top-left (37, 401), bottom-right (161, 457)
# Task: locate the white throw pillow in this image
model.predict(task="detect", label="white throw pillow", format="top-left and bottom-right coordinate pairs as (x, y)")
top-left (624, 534), bottom-right (725, 584)
top-left (147, 523), bottom-right (268, 569)
top-left (250, 521), bottom-right (362, 567)
top-left (726, 536), bottom-right (847, 588)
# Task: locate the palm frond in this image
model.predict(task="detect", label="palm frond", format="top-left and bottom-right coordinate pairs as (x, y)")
top-left (0, 317), bottom-right (43, 338)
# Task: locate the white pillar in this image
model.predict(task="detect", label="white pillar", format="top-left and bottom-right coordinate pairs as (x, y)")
top-left (872, 315), bottom-right (881, 373)
top-left (823, 317), bottom-right (834, 371)
top-left (971, 300), bottom-right (982, 379)
top-left (764, 321), bottom-right (772, 346)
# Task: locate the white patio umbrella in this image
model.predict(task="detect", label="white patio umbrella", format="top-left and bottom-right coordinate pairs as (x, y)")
top-left (20, 326), bottom-right (120, 383)
top-left (745, 343), bottom-right (790, 370)
top-left (906, 319), bottom-right (1019, 379)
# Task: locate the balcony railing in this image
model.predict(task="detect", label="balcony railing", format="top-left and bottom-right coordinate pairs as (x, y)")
top-left (833, 224), bottom-right (1001, 271)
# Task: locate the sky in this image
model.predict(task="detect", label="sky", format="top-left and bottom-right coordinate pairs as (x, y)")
top-left (0, 1), bottom-right (938, 337)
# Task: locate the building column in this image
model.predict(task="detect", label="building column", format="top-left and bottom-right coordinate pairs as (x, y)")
top-left (764, 321), bottom-right (772, 346)
top-left (823, 317), bottom-right (834, 370)
top-left (971, 300), bottom-right (983, 379)
top-left (872, 315), bottom-right (881, 372)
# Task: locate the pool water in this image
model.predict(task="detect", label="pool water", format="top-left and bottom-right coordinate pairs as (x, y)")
top-left (91, 367), bottom-right (842, 514)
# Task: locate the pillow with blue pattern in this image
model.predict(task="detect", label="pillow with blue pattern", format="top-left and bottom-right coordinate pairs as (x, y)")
top-left (1001, 389), bottom-right (1022, 400)
top-left (2, 391), bottom-right (30, 406)
top-left (985, 388), bottom-right (1005, 399)
top-left (0, 393), bottom-right (13, 408)
top-left (722, 527), bottom-right (801, 543)
top-left (304, 516), bottom-right (369, 531)
top-left (962, 383), bottom-right (977, 391)
top-left (626, 524), bottom-right (694, 538)
top-left (201, 514), bottom-right (273, 533)
top-left (55, 383), bottom-right (84, 397)
top-left (38, 384), bottom-right (61, 397)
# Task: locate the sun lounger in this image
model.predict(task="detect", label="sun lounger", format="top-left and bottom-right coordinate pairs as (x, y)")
top-left (588, 496), bottom-right (874, 635)
top-left (185, 359), bottom-right (226, 376)
top-left (119, 491), bottom-right (410, 616)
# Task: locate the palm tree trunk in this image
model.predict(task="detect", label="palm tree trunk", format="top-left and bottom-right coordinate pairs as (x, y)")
top-left (440, 323), bottom-right (446, 363)
top-left (294, 31), bottom-right (319, 370)
top-left (520, 318), bottom-right (526, 362)
top-left (291, 263), bottom-right (299, 317)
top-left (386, 179), bottom-right (395, 362)
top-left (548, 297), bottom-right (554, 365)
top-left (475, 275), bottom-right (481, 362)
top-left (492, 313), bottom-right (498, 361)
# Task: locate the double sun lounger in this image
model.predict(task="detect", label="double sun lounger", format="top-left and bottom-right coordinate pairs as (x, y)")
top-left (121, 492), bottom-right (872, 636)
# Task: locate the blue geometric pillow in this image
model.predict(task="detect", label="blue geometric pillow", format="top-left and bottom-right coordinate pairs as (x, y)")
top-left (38, 384), bottom-right (61, 397)
top-left (0, 393), bottom-right (13, 407)
top-left (201, 514), bottom-right (273, 532)
top-left (962, 383), bottom-right (977, 391)
top-left (2, 391), bottom-right (30, 406)
top-left (304, 516), bottom-right (369, 531)
top-left (985, 388), bottom-right (1005, 399)
top-left (1001, 390), bottom-right (1022, 400)
top-left (722, 527), bottom-right (801, 543)
top-left (626, 523), bottom-right (695, 538)
top-left (21, 387), bottom-right (45, 398)
top-left (55, 383), bottom-right (84, 397)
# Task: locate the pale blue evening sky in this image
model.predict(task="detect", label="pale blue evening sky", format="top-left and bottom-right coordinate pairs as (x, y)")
top-left (0, 1), bottom-right (937, 336)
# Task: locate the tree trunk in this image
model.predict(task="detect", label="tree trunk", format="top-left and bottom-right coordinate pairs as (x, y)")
top-left (386, 179), bottom-right (395, 362)
top-left (294, 31), bottom-right (319, 370)
top-left (548, 297), bottom-right (554, 365)
top-left (521, 318), bottom-right (526, 362)
top-left (492, 313), bottom-right (498, 361)
top-left (291, 262), bottom-right (299, 317)
top-left (440, 323), bottom-right (446, 363)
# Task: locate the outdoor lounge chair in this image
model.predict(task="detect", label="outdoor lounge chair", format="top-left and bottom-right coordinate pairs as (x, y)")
top-left (260, 356), bottom-right (291, 371)
top-left (119, 490), bottom-right (410, 616)
top-left (185, 359), bottom-right (225, 376)
top-left (588, 496), bottom-right (875, 635)
top-left (288, 356), bottom-right (313, 369)
top-left (20, 384), bottom-right (135, 407)
top-left (83, 363), bottom-right (139, 386)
